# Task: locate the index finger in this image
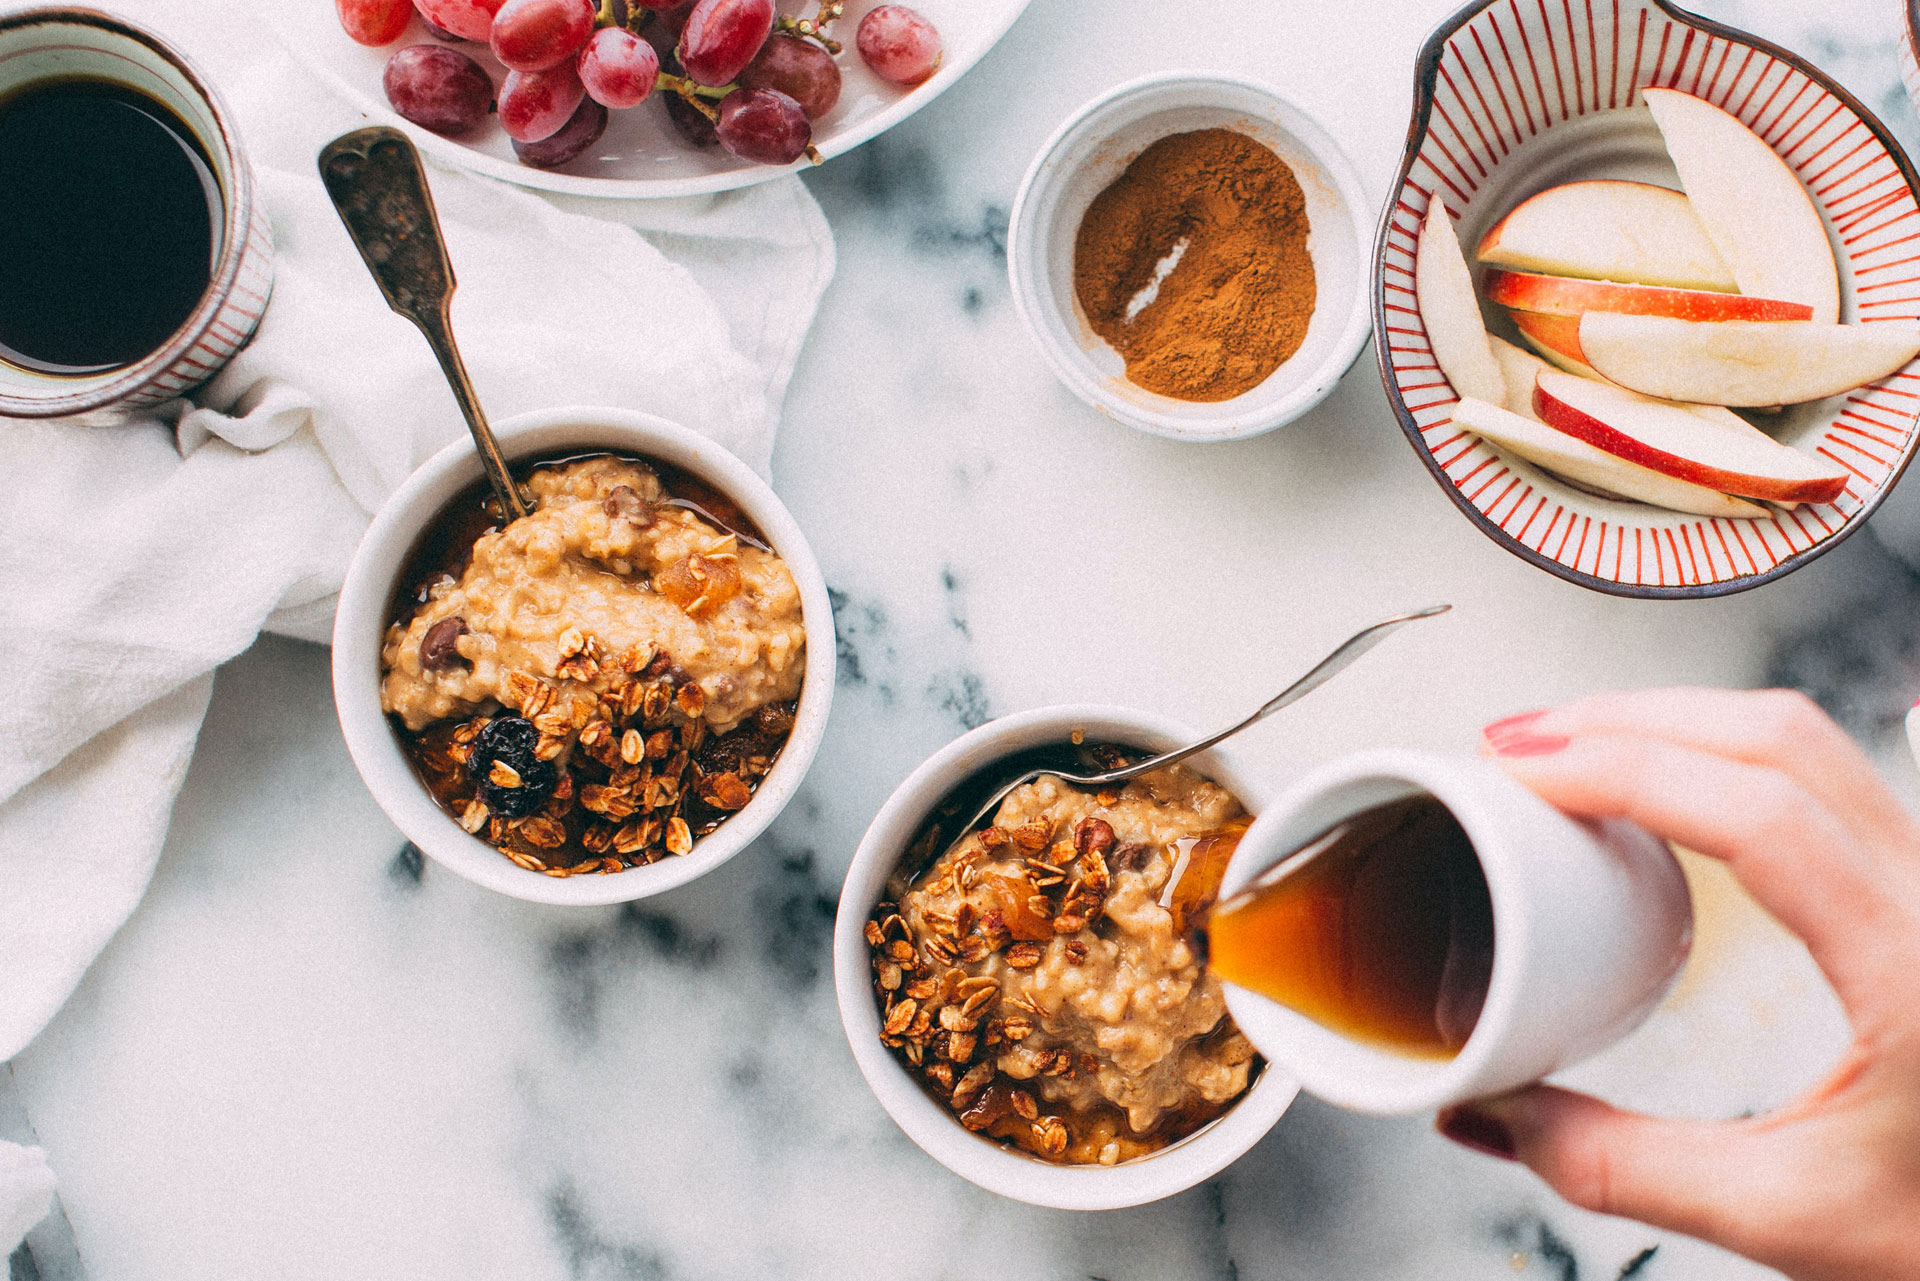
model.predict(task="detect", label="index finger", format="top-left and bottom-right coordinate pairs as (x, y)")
top-left (1487, 688), bottom-right (1919, 856)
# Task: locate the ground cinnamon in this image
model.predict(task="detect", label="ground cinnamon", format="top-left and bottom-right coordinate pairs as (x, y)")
top-left (1073, 128), bottom-right (1315, 403)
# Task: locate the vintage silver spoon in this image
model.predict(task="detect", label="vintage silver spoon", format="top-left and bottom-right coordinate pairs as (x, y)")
top-left (317, 126), bottom-right (528, 521)
top-left (898, 605), bottom-right (1452, 883)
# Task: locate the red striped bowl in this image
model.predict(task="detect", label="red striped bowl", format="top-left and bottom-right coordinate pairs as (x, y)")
top-left (0, 8), bottom-right (273, 420)
top-left (1376, 0), bottom-right (1920, 597)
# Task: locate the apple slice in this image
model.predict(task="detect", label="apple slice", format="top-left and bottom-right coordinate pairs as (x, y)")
top-left (1508, 310), bottom-right (1600, 374)
top-left (1475, 179), bottom-right (1737, 292)
top-left (1578, 313), bottom-right (1920, 405)
top-left (1484, 270), bottom-right (1812, 322)
top-left (1533, 368), bottom-right (1850, 504)
top-left (1642, 87), bottom-right (1839, 325)
top-left (1488, 336), bottom-right (1556, 419)
top-left (1417, 200), bottom-right (1505, 404)
top-left (1452, 397), bottom-right (1767, 518)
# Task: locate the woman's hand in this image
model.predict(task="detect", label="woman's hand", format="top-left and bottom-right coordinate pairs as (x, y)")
top-left (1437, 688), bottom-right (1920, 1281)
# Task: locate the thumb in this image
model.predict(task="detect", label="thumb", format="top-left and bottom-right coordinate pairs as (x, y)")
top-left (1438, 1086), bottom-right (1780, 1247)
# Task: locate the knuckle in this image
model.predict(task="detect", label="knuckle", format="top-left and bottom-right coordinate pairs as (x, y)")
top-left (1546, 1128), bottom-right (1617, 1216)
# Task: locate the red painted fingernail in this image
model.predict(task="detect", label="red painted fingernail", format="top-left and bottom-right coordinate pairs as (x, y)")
top-left (1483, 710), bottom-right (1547, 741)
top-left (1488, 732), bottom-right (1571, 757)
top-left (1437, 1105), bottom-right (1516, 1161)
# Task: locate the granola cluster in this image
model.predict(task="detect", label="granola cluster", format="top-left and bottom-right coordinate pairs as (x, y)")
top-left (408, 634), bottom-right (795, 875)
top-left (869, 764), bottom-right (1259, 1165)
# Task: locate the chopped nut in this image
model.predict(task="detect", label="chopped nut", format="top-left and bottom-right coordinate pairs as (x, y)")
top-left (977, 911), bottom-right (1011, 951)
top-left (1065, 941), bottom-right (1089, 965)
top-left (1052, 914), bottom-right (1086, 935)
top-left (1033, 1117), bottom-right (1069, 1157)
top-left (557, 626), bottom-right (586, 659)
top-left (696, 771), bottom-right (753, 811)
top-left (1004, 942), bottom-right (1043, 969)
top-left (581, 824), bottom-right (615, 853)
top-left (1010, 819), bottom-right (1051, 852)
top-left (863, 920), bottom-right (886, 948)
top-left (1000, 1015), bottom-right (1035, 1041)
top-left (924, 1060), bottom-right (956, 1092)
top-left (1074, 817), bottom-right (1116, 859)
top-left (978, 826), bottom-right (1009, 850)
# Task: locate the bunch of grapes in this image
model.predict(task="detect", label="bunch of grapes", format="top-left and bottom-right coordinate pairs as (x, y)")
top-left (338, 0), bottom-right (944, 172)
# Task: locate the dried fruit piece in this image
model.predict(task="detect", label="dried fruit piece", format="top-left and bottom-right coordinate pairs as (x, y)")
top-left (655, 552), bottom-right (743, 617)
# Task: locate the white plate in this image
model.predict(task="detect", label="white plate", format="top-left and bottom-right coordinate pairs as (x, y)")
top-left (271, 0), bottom-right (1031, 198)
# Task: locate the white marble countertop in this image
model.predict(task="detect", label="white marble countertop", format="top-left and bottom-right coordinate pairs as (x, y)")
top-left (14, 0), bottom-right (1920, 1277)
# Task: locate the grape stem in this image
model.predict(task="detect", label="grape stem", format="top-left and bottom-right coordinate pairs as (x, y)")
top-left (656, 72), bottom-right (733, 103)
top-left (777, 1), bottom-right (844, 53)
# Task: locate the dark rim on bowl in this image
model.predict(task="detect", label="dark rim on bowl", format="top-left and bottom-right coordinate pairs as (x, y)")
top-left (1371, 0), bottom-right (1920, 599)
top-left (0, 5), bottom-right (260, 417)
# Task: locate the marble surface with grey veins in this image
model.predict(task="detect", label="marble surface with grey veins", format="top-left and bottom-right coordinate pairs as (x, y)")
top-left (13, 1), bottom-right (1920, 1278)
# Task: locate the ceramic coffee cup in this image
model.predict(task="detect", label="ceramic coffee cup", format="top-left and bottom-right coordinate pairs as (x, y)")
top-left (0, 7), bottom-right (273, 418)
top-left (1216, 749), bottom-right (1693, 1115)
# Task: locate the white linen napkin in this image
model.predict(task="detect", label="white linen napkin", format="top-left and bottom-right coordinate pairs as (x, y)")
top-left (0, 0), bottom-right (834, 1250)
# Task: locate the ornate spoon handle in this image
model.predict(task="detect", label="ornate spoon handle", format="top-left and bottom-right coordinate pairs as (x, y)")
top-left (317, 126), bottom-right (528, 521)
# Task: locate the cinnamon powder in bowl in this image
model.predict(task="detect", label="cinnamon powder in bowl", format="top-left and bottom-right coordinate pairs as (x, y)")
top-left (1008, 72), bottom-right (1372, 441)
top-left (1073, 128), bottom-right (1316, 403)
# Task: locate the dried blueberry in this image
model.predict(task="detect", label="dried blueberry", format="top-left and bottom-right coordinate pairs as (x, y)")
top-left (469, 716), bottom-right (557, 818)
top-left (420, 616), bottom-right (470, 670)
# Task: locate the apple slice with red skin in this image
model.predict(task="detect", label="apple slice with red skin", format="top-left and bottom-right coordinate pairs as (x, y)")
top-left (1533, 368), bottom-right (1849, 504)
top-left (1452, 396), bottom-right (1768, 518)
top-left (1475, 179), bottom-right (1737, 292)
top-left (1484, 270), bottom-right (1813, 323)
top-left (1577, 313), bottom-right (1920, 406)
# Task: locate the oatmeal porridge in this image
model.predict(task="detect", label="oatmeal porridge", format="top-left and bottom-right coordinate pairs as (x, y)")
top-left (382, 454), bottom-right (806, 875)
top-left (867, 755), bottom-right (1260, 1164)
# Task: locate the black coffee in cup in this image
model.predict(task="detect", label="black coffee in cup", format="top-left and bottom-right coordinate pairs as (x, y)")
top-left (0, 77), bottom-right (220, 375)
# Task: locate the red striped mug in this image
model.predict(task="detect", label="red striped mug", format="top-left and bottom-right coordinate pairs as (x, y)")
top-left (0, 7), bottom-right (272, 419)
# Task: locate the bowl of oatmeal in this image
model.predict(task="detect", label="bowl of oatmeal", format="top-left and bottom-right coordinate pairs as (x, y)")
top-left (333, 406), bottom-right (834, 905)
top-left (833, 704), bottom-right (1299, 1209)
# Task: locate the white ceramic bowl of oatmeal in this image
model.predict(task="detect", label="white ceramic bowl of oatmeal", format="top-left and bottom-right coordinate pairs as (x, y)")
top-left (333, 406), bottom-right (835, 905)
top-left (833, 704), bottom-right (1300, 1209)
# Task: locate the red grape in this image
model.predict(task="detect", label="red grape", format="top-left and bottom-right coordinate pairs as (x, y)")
top-left (579, 27), bottom-right (659, 108)
top-left (633, 0), bottom-right (688, 9)
top-left (715, 87), bottom-right (809, 165)
top-left (663, 87), bottom-right (719, 146)
top-left (412, 0), bottom-right (505, 42)
top-left (676, 0), bottom-right (774, 87)
top-left (490, 0), bottom-right (595, 71)
top-left (384, 45), bottom-right (495, 134)
top-left (338, 0), bottom-right (411, 46)
top-left (738, 33), bottom-right (839, 121)
top-left (500, 63), bottom-right (586, 141)
top-left (856, 5), bottom-right (940, 86)
top-left (513, 95), bottom-right (608, 167)
top-left (421, 15), bottom-right (468, 39)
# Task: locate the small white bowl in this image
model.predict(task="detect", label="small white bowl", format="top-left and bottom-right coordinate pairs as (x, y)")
top-left (332, 406), bottom-right (836, 906)
top-left (1007, 71), bottom-right (1373, 441)
top-left (832, 704), bottom-right (1300, 1210)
